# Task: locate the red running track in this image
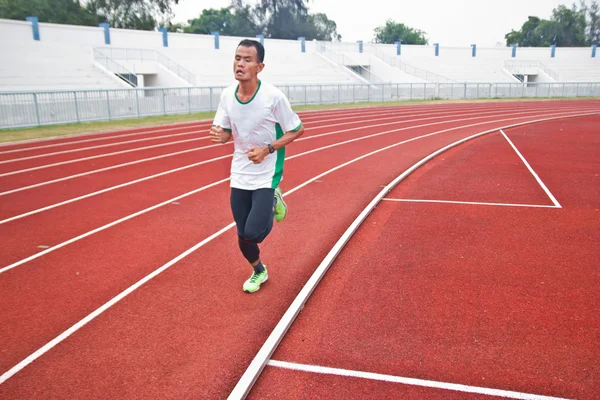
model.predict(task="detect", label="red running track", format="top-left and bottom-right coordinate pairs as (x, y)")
top-left (252, 115), bottom-right (600, 399)
top-left (0, 100), bottom-right (599, 399)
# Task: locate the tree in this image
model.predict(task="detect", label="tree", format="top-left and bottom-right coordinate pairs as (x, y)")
top-left (373, 20), bottom-right (428, 45)
top-left (551, 4), bottom-right (587, 46)
top-left (307, 13), bottom-right (341, 41)
top-left (253, 0), bottom-right (309, 40)
top-left (587, 0), bottom-right (599, 44)
top-left (183, 1), bottom-right (341, 41)
top-left (85, 0), bottom-right (180, 30)
top-left (184, 6), bottom-right (258, 36)
top-left (505, 2), bottom-right (590, 47)
top-left (0, 0), bottom-right (98, 26)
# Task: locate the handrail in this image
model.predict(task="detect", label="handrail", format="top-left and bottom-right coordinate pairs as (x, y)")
top-left (317, 43), bottom-right (385, 84)
top-left (504, 60), bottom-right (559, 80)
top-left (94, 47), bottom-right (196, 85)
top-left (368, 46), bottom-right (455, 83)
top-left (93, 48), bottom-right (138, 87)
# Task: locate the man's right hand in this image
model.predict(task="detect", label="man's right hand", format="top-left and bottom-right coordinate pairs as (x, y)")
top-left (209, 125), bottom-right (230, 144)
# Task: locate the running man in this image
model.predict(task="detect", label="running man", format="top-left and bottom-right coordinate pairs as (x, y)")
top-left (209, 39), bottom-right (304, 293)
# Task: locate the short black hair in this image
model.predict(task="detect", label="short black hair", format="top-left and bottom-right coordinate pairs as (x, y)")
top-left (237, 39), bottom-right (265, 63)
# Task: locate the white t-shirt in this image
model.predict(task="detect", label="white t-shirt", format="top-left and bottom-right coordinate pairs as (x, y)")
top-left (213, 81), bottom-right (302, 190)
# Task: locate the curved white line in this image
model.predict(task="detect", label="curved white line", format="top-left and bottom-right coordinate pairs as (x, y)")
top-left (227, 111), bottom-right (599, 399)
top-left (0, 108), bottom-right (586, 225)
top-left (0, 112), bottom-right (597, 387)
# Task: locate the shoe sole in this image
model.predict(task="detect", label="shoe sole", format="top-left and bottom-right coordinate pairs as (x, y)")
top-left (243, 274), bottom-right (268, 293)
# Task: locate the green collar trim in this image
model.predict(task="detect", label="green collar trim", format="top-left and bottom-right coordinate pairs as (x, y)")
top-left (235, 80), bottom-right (261, 105)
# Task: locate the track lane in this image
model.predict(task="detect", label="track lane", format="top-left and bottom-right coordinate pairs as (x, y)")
top-left (0, 119), bottom-right (580, 399)
top-left (1, 108), bottom-right (591, 265)
top-left (251, 116), bottom-right (600, 400)
top-left (1, 104), bottom-right (580, 218)
top-left (1, 110), bottom-right (597, 399)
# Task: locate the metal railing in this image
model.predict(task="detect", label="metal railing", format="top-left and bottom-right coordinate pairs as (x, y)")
top-left (1, 82), bottom-right (598, 129)
top-left (93, 48), bottom-right (138, 87)
top-left (369, 47), bottom-right (455, 83)
top-left (504, 60), bottom-right (560, 81)
top-left (95, 47), bottom-right (196, 86)
top-left (156, 53), bottom-right (196, 85)
top-left (316, 44), bottom-right (386, 84)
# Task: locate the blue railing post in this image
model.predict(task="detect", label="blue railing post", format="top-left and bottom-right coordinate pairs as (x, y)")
top-left (592, 44), bottom-right (597, 58)
top-left (358, 40), bottom-right (363, 53)
top-left (256, 34), bottom-right (264, 45)
top-left (395, 40), bottom-right (402, 55)
top-left (211, 31), bottom-right (220, 49)
top-left (26, 17), bottom-right (40, 41)
top-left (298, 37), bottom-right (306, 53)
top-left (99, 23), bottom-right (110, 45)
top-left (471, 44), bottom-right (476, 57)
top-left (551, 44), bottom-right (556, 58)
top-left (512, 44), bottom-right (517, 58)
top-left (158, 28), bottom-right (168, 47)
top-left (434, 43), bottom-right (439, 56)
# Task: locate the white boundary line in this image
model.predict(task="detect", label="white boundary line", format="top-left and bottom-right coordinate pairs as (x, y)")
top-left (0, 113), bottom-right (595, 386)
top-left (267, 360), bottom-right (568, 400)
top-left (0, 129), bottom-right (210, 164)
top-left (382, 198), bottom-right (559, 208)
top-left (1, 110), bottom-right (592, 270)
top-left (0, 104), bottom-right (547, 177)
top-left (227, 112), bottom-right (598, 399)
top-left (0, 99), bottom-right (595, 149)
top-left (500, 130), bottom-right (562, 208)
top-left (0, 123), bottom-right (212, 156)
top-left (1, 108), bottom-right (571, 222)
top-left (0, 136), bottom-right (208, 178)
top-left (0, 106), bottom-right (456, 155)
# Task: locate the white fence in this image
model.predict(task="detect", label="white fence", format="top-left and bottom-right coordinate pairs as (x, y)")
top-left (1, 82), bottom-right (599, 129)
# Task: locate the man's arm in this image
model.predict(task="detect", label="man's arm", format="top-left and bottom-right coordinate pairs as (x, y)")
top-left (246, 125), bottom-right (304, 164)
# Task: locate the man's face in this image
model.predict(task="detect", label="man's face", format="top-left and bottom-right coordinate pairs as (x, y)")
top-left (234, 45), bottom-right (264, 82)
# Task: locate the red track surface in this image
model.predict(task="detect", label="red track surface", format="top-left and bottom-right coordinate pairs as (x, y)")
top-left (252, 115), bottom-right (600, 399)
top-left (1, 100), bottom-right (599, 399)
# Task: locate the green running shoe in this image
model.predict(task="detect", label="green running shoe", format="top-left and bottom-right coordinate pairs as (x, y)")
top-left (243, 267), bottom-right (268, 293)
top-left (274, 186), bottom-right (287, 222)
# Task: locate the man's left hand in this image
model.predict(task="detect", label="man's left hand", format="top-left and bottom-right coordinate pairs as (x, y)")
top-left (245, 146), bottom-right (269, 164)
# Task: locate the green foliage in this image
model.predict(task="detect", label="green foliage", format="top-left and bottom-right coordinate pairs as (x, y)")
top-left (184, 0), bottom-right (341, 41)
top-left (184, 6), bottom-right (257, 36)
top-left (373, 20), bottom-right (428, 45)
top-left (85, 0), bottom-right (180, 30)
top-left (0, 0), bottom-right (98, 26)
top-left (505, 1), bottom-right (595, 47)
top-left (0, 0), bottom-right (180, 30)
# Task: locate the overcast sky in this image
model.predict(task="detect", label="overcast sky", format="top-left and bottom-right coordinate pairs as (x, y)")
top-left (172, 0), bottom-right (594, 47)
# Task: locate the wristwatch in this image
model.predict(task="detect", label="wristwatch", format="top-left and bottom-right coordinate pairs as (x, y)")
top-left (267, 144), bottom-right (275, 154)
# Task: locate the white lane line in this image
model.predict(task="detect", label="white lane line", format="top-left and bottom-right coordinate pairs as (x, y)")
top-left (0, 143), bottom-right (224, 197)
top-left (0, 105), bottom-right (536, 190)
top-left (267, 360), bottom-right (568, 400)
top-left (1, 112), bottom-right (596, 386)
top-left (1, 109), bottom-right (581, 224)
top-left (0, 129), bottom-right (208, 165)
top-left (228, 113), bottom-right (597, 400)
top-left (0, 176), bottom-right (230, 274)
top-left (0, 154), bottom-right (232, 225)
top-left (382, 199), bottom-right (560, 208)
top-left (0, 104), bottom-right (534, 178)
top-left (0, 123), bottom-right (212, 155)
top-left (0, 106), bottom-right (442, 156)
top-left (0, 136), bottom-right (208, 178)
top-left (0, 221), bottom-right (236, 385)
top-left (500, 130), bottom-right (562, 208)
